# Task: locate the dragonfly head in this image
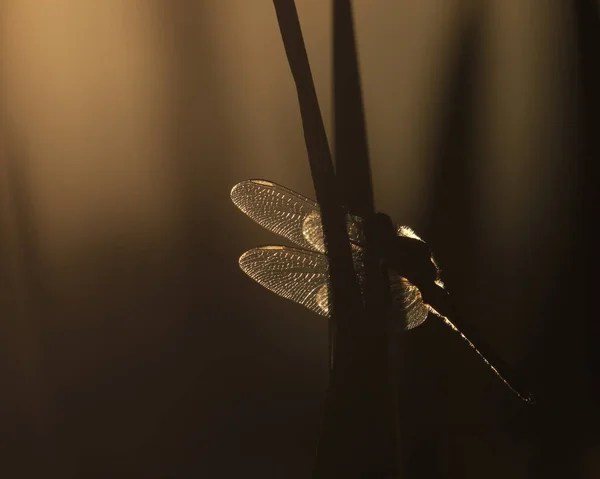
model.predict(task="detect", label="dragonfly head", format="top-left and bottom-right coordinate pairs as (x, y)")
top-left (363, 213), bottom-right (397, 250)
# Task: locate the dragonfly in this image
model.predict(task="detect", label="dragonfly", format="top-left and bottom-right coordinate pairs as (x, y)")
top-left (231, 179), bottom-right (535, 404)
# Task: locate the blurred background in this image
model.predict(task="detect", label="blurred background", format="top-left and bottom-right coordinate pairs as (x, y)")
top-left (0, 1), bottom-right (598, 477)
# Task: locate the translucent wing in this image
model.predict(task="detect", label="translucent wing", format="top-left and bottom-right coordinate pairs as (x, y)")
top-left (239, 245), bottom-right (429, 331)
top-left (239, 246), bottom-right (331, 316)
top-left (231, 179), bottom-right (364, 253)
top-left (389, 272), bottom-right (430, 330)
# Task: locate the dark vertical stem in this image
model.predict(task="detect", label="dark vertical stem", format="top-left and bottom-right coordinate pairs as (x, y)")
top-left (332, 0), bottom-right (373, 217)
top-left (314, 1), bottom-right (402, 477)
top-left (0, 130), bottom-right (60, 476)
top-left (573, 0), bottom-right (600, 402)
top-left (528, 3), bottom-right (600, 478)
top-left (273, 0), bottom-right (402, 476)
top-left (272, 0), bottom-right (362, 326)
top-left (403, 7), bottom-right (482, 478)
top-left (271, 0), bottom-right (362, 393)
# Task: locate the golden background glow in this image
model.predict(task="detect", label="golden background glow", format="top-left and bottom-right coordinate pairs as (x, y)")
top-left (0, 1), bottom-right (596, 477)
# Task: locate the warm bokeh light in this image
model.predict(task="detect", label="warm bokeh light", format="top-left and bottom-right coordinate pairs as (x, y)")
top-left (0, 1), bottom-right (595, 478)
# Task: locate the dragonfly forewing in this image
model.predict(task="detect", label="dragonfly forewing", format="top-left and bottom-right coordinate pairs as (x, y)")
top-left (231, 179), bottom-right (365, 253)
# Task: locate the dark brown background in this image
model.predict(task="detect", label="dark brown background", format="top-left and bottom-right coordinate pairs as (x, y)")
top-left (1, 1), bottom-right (598, 478)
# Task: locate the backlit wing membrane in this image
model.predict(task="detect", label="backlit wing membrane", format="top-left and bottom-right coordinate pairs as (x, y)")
top-left (231, 180), bottom-right (438, 259)
top-left (231, 179), bottom-right (365, 253)
top-left (389, 272), bottom-right (429, 329)
top-left (240, 245), bottom-right (429, 330)
top-left (239, 246), bottom-right (331, 316)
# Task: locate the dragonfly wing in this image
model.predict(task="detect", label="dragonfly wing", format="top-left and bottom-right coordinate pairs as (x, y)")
top-left (231, 179), bottom-right (365, 253)
top-left (231, 180), bottom-right (325, 253)
top-left (239, 246), bottom-right (331, 316)
top-left (389, 272), bottom-right (429, 330)
top-left (239, 245), bottom-right (433, 331)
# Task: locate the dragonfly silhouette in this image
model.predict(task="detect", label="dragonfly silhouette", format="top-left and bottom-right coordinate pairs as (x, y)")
top-left (231, 179), bottom-right (535, 404)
